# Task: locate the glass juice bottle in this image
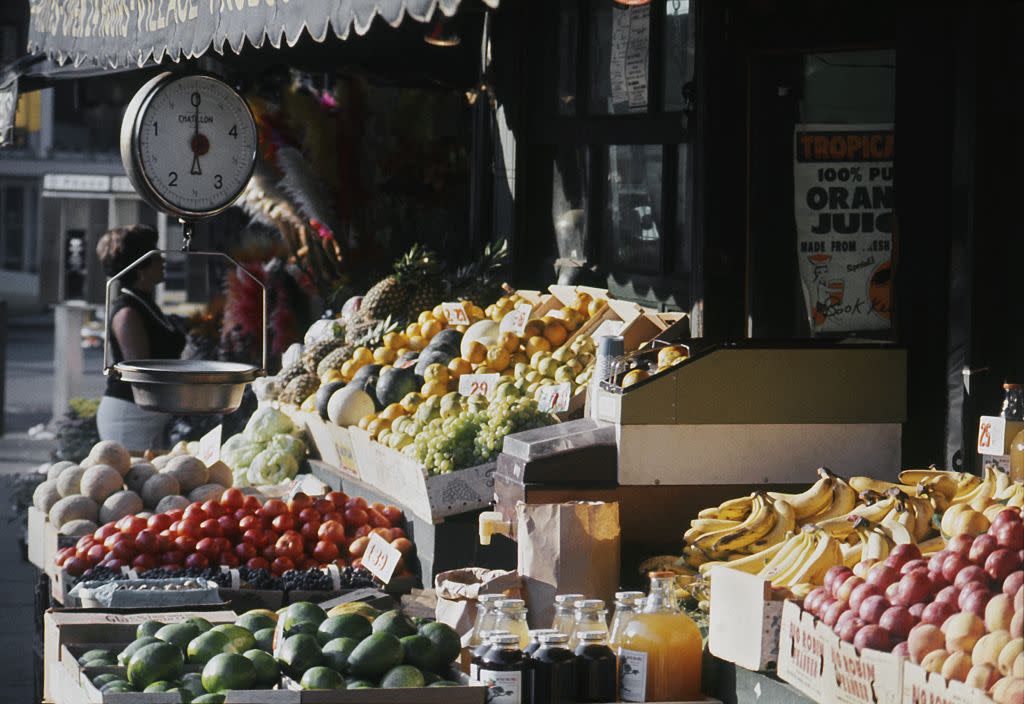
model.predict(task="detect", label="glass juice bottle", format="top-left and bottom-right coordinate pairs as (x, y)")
top-left (530, 633), bottom-right (577, 704)
top-left (470, 594), bottom-right (505, 647)
top-left (570, 600), bottom-right (608, 648)
top-left (574, 630), bottom-right (617, 703)
top-left (618, 571), bottom-right (703, 702)
top-left (494, 598), bottom-right (531, 649)
top-left (479, 633), bottom-right (526, 704)
top-left (551, 594), bottom-right (583, 637)
top-left (472, 630), bottom-right (512, 681)
top-left (609, 592), bottom-right (645, 648)
top-left (526, 629), bottom-right (560, 657)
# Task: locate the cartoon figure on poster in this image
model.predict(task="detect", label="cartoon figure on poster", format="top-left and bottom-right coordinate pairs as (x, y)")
top-left (794, 124), bottom-right (894, 335)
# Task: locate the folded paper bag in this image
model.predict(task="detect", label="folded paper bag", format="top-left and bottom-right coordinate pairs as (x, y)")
top-left (434, 567), bottom-right (522, 645)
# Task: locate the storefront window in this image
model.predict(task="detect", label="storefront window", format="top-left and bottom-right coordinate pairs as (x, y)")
top-left (0, 182), bottom-right (34, 272)
top-left (557, 3), bottom-right (580, 116)
top-left (589, 1), bottom-right (651, 115)
top-left (663, 0), bottom-right (694, 112)
top-left (604, 144), bottom-right (663, 274)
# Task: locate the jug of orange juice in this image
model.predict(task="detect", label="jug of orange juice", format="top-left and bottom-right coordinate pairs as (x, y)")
top-left (617, 571), bottom-right (702, 702)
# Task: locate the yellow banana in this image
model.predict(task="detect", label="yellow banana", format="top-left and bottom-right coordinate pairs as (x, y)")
top-left (768, 476), bottom-right (835, 521)
top-left (915, 475), bottom-right (958, 502)
top-left (758, 530), bottom-right (815, 583)
top-left (899, 467), bottom-right (963, 486)
top-left (880, 505), bottom-right (916, 545)
top-left (682, 545), bottom-right (711, 569)
top-left (683, 518), bottom-right (742, 543)
top-left (766, 535), bottom-right (821, 587)
top-left (849, 496), bottom-right (898, 522)
top-left (743, 499), bottom-right (797, 553)
top-left (790, 582), bottom-right (816, 599)
top-left (714, 494), bottom-right (756, 521)
top-left (711, 493), bottom-right (778, 554)
top-left (776, 532), bottom-right (843, 588)
top-left (904, 494), bottom-right (936, 541)
top-left (849, 476), bottom-right (917, 496)
top-left (814, 514), bottom-right (861, 540)
top-left (697, 507), bottom-right (720, 519)
top-left (917, 482), bottom-right (950, 513)
top-left (917, 535), bottom-right (945, 555)
top-left (699, 540), bottom-right (785, 576)
top-left (995, 479), bottom-right (1024, 502)
top-left (864, 527), bottom-right (893, 561)
top-left (806, 471), bottom-right (858, 523)
top-left (951, 469), bottom-right (995, 507)
top-left (841, 540), bottom-right (863, 568)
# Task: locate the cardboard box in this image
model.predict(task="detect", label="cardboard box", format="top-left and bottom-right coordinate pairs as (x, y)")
top-left (707, 568), bottom-right (784, 672)
top-left (302, 413), bottom-right (361, 480)
top-left (902, 661), bottom-right (996, 704)
top-left (777, 600), bottom-right (829, 701)
top-left (825, 631), bottom-right (903, 704)
top-left (28, 505), bottom-right (52, 569)
top-left (348, 427), bottom-right (495, 524)
top-left (283, 674), bottom-right (486, 704)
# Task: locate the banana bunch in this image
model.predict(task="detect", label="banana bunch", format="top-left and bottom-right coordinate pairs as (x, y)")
top-left (684, 492), bottom-right (795, 563)
top-left (755, 526), bottom-right (843, 590)
top-left (993, 476), bottom-right (1024, 509)
top-left (767, 467), bottom-right (857, 524)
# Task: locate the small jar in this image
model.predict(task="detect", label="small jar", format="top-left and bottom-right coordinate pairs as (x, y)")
top-left (525, 629), bottom-right (560, 657)
top-left (574, 630), bottom-right (617, 702)
top-left (530, 632), bottom-right (577, 704)
top-left (494, 598), bottom-right (531, 650)
top-left (571, 599), bottom-right (608, 648)
top-left (609, 591), bottom-right (645, 648)
top-left (551, 593), bottom-right (583, 637)
top-left (470, 593), bottom-right (505, 647)
top-left (471, 629), bottom-right (512, 681)
top-left (479, 633), bottom-right (526, 704)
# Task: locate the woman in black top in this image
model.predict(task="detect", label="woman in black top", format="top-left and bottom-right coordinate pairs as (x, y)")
top-left (95, 225), bottom-right (185, 451)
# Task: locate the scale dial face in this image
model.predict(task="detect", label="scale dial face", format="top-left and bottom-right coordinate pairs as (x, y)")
top-left (122, 73), bottom-right (258, 219)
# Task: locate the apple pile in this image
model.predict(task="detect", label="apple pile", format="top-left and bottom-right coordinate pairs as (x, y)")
top-left (802, 507), bottom-right (1023, 703)
top-left (55, 488), bottom-right (415, 579)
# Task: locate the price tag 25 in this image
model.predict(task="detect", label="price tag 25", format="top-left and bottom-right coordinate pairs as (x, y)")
top-left (197, 425), bottom-right (222, 466)
top-left (499, 302), bottom-right (533, 336)
top-left (363, 532), bottom-right (402, 584)
top-left (537, 382), bottom-right (572, 413)
top-left (441, 302), bottom-right (471, 327)
top-left (459, 373), bottom-right (501, 398)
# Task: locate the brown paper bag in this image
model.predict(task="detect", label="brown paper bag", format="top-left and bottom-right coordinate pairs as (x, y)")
top-left (434, 567), bottom-right (522, 645)
top-left (517, 501), bottom-right (621, 628)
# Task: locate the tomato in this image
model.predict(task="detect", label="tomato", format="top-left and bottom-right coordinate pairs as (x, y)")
top-left (76, 535), bottom-right (96, 552)
top-left (220, 488), bottom-right (244, 510)
top-left (318, 520), bottom-right (346, 544)
top-left (115, 516), bottom-right (132, 532)
top-left (178, 518), bottom-right (202, 539)
top-left (200, 518), bottom-right (224, 538)
top-left (146, 514), bottom-right (172, 533)
top-left (314, 498), bottom-right (335, 515)
top-left (381, 505), bottom-right (404, 524)
top-left (271, 556), bottom-right (294, 575)
top-left (260, 499), bottom-right (288, 518)
top-left (389, 527), bottom-right (406, 540)
top-left (158, 529), bottom-right (174, 541)
top-left (322, 511), bottom-right (343, 524)
top-left (288, 492), bottom-right (312, 514)
top-left (135, 530), bottom-right (161, 554)
top-left (345, 507), bottom-right (369, 527)
top-left (275, 533), bottom-right (303, 560)
top-left (242, 528), bottom-right (265, 548)
top-left (94, 523), bottom-right (120, 542)
top-left (242, 495), bottom-right (262, 512)
top-left (168, 521), bottom-right (181, 534)
top-left (217, 515), bottom-right (239, 538)
top-left (111, 539), bottom-right (136, 562)
top-left (353, 525), bottom-right (372, 539)
top-left (55, 547), bottom-right (75, 567)
top-left (348, 536), bottom-right (369, 557)
top-left (313, 540), bottom-right (340, 563)
top-left (160, 549), bottom-right (185, 565)
top-left (64, 556), bottom-right (88, 577)
top-left (345, 497), bottom-right (368, 511)
top-left (369, 527), bottom-right (392, 540)
top-left (85, 544), bottom-right (106, 565)
top-left (326, 491), bottom-right (349, 508)
top-left (100, 558), bottom-right (124, 571)
top-left (119, 516), bottom-right (147, 536)
top-left (185, 552), bottom-right (209, 570)
top-left (366, 508), bottom-right (391, 529)
top-left (103, 533), bottom-right (123, 551)
top-left (261, 545), bottom-right (277, 562)
top-left (271, 513), bottom-right (295, 532)
top-left (238, 515), bottom-right (261, 532)
top-left (235, 542), bottom-right (257, 561)
top-left (233, 508), bottom-right (251, 521)
top-left (300, 521), bottom-right (322, 542)
top-left (132, 553), bottom-right (158, 572)
top-left (157, 533), bottom-right (173, 552)
top-left (219, 551), bottom-right (240, 567)
top-left (298, 507), bottom-right (320, 525)
top-left (174, 535), bottom-right (197, 553)
top-left (202, 500), bottom-right (226, 519)
top-left (166, 508), bottom-right (185, 521)
top-left (391, 537), bottom-right (415, 555)
top-left (246, 557), bottom-right (270, 571)
top-left (183, 505), bottom-right (208, 523)
top-left (215, 537), bottom-right (233, 554)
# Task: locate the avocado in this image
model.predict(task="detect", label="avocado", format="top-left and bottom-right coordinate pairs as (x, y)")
top-left (380, 664), bottom-right (426, 688)
top-left (317, 614), bottom-right (372, 645)
top-left (419, 621), bottom-right (462, 666)
top-left (400, 635), bottom-right (441, 672)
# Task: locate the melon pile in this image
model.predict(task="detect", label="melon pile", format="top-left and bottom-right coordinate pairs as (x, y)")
top-left (34, 440), bottom-right (233, 536)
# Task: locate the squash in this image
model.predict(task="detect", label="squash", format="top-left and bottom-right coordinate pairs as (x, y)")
top-left (80, 465), bottom-right (124, 504)
top-left (49, 495), bottom-right (99, 527)
top-left (327, 387), bottom-right (376, 427)
top-left (460, 320), bottom-right (500, 358)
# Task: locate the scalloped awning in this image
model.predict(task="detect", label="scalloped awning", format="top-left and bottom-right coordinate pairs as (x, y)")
top-left (27, 0), bottom-right (498, 70)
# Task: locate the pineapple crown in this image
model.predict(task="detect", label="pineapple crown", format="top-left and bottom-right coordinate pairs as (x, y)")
top-left (393, 244), bottom-right (443, 281)
top-left (454, 238), bottom-right (510, 285)
top-left (360, 315), bottom-right (403, 348)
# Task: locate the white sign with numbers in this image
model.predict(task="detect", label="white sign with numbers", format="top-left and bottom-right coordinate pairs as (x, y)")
top-left (537, 382), bottom-right (572, 413)
top-left (459, 373), bottom-right (501, 398)
top-left (499, 302), bottom-right (533, 336)
top-left (197, 425), bottom-right (222, 466)
top-left (362, 532), bottom-right (402, 584)
top-left (441, 302), bottom-right (470, 326)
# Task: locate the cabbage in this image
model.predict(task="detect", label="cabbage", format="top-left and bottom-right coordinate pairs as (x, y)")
top-left (244, 407), bottom-right (295, 443)
top-left (221, 434), bottom-right (264, 471)
top-left (246, 448), bottom-right (299, 486)
top-left (268, 433), bottom-right (306, 462)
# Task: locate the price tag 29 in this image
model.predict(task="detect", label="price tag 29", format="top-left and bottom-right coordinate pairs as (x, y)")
top-left (537, 382), bottom-right (572, 413)
top-left (197, 425), bottom-right (222, 466)
top-left (499, 302), bottom-right (533, 336)
top-left (363, 532), bottom-right (402, 584)
top-left (441, 302), bottom-right (471, 327)
top-left (459, 373), bottom-right (501, 398)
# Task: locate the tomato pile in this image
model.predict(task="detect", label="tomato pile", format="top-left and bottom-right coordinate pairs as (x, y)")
top-left (55, 488), bottom-right (415, 578)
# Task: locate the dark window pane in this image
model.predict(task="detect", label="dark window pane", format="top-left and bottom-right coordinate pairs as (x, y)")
top-left (3, 185), bottom-right (24, 270)
top-left (553, 146), bottom-right (590, 275)
top-left (589, 1), bottom-right (651, 115)
top-left (663, 0), bottom-right (695, 112)
top-left (603, 144), bottom-right (662, 273)
top-left (675, 143), bottom-right (693, 274)
top-left (556, 2), bottom-right (580, 115)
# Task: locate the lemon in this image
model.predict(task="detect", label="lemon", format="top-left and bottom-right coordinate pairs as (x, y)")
top-left (465, 340), bottom-right (487, 364)
top-left (405, 322), bottom-right (422, 338)
top-left (499, 331), bottom-right (521, 353)
top-left (373, 347), bottom-right (397, 365)
top-left (357, 413), bottom-right (376, 430)
top-left (418, 310), bottom-right (434, 326)
top-left (448, 357), bottom-right (473, 378)
top-left (622, 369), bottom-right (650, 388)
top-left (424, 363), bottom-right (450, 385)
top-left (526, 336), bottom-right (552, 358)
top-left (380, 403), bottom-right (408, 421)
top-left (408, 335), bottom-right (427, 351)
top-left (421, 319), bottom-right (445, 339)
top-left (421, 381), bottom-right (448, 397)
top-left (353, 347), bottom-right (374, 365)
top-left (486, 346), bottom-right (511, 372)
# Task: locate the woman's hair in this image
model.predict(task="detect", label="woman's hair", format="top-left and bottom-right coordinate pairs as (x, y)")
top-left (96, 225), bottom-right (159, 284)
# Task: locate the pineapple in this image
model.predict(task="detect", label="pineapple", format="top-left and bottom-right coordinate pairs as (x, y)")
top-left (317, 345), bottom-right (354, 378)
top-left (452, 239), bottom-right (510, 304)
top-left (361, 244), bottom-right (446, 322)
top-left (280, 373), bottom-right (319, 406)
top-left (301, 336), bottom-right (344, 374)
top-left (277, 361), bottom-right (306, 386)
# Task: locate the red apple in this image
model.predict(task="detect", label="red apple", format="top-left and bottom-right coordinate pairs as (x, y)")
top-left (824, 565), bottom-right (854, 596)
top-left (954, 565), bottom-right (990, 590)
top-left (942, 553), bottom-right (972, 582)
top-left (854, 625), bottom-right (892, 652)
top-left (823, 600), bottom-right (849, 627)
top-left (879, 606), bottom-right (916, 639)
top-left (959, 587), bottom-right (993, 617)
top-left (900, 559), bottom-right (930, 576)
top-left (818, 596), bottom-right (838, 619)
top-left (887, 543), bottom-right (922, 566)
top-left (985, 548), bottom-right (1021, 582)
top-left (921, 600), bottom-right (957, 627)
top-left (804, 587), bottom-right (829, 616)
top-left (866, 564), bottom-right (901, 590)
top-left (838, 616), bottom-right (866, 643)
top-left (849, 582), bottom-right (883, 613)
top-left (837, 575), bottom-right (865, 603)
top-left (885, 582), bottom-right (901, 602)
top-left (927, 571), bottom-right (950, 592)
top-left (969, 534), bottom-right (1000, 564)
top-left (859, 595), bottom-right (891, 624)
top-left (909, 602), bottom-right (926, 619)
top-left (928, 550), bottom-right (950, 574)
top-left (993, 520), bottom-right (1024, 551)
top-left (990, 508), bottom-right (1022, 529)
top-left (1002, 570), bottom-right (1024, 597)
top-left (835, 609), bottom-right (861, 634)
top-left (895, 571), bottom-right (933, 606)
top-left (892, 640), bottom-right (910, 658)
top-left (947, 533), bottom-right (974, 557)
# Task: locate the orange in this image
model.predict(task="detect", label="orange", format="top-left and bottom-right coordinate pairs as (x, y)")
top-left (421, 319), bottom-right (445, 339)
top-left (469, 304), bottom-right (485, 321)
top-left (486, 346), bottom-right (511, 372)
top-left (379, 403), bottom-right (408, 421)
top-left (465, 340), bottom-right (487, 364)
top-left (448, 357), bottom-right (473, 378)
top-left (522, 319), bottom-right (544, 339)
top-left (423, 363), bottom-right (450, 385)
top-left (499, 331), bottom-right (521, 353)
top-left (405, 322), bottom-right (422, 338)
top-left (353, 347), bottom-right (374, 365)
top-left (418, 310), bottom-right (434, 326)
top-left (373, 347), bottom-right (397, 364)
top-left (421, 381), bottom-right (448, 397)
top-left (432, 304), bottom-right (446, 321)
top-left (526, 336), bottom-right (552, 357)
top-left (407, 335), bottom-right (427, 351)
top-left (340, 359), bottom-right (357, 381)
top-left (366, 418), bottom-right (391, 439)
top-left (542, 320), bottom-right (568, 347)
top-left (383, 332), bottom-right (408, 350)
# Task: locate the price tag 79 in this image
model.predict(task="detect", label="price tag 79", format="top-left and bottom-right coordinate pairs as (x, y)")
top-left (362, 532), bottom-right (402, 584)
top-left (441, 302), bottom-right (471, 327)
top-left (537, 382), bottom-right (572, 413)
top-left (459, 373), bottom-right (501, 398)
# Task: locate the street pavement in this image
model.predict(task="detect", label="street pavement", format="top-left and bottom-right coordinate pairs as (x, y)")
top-left (1, 313), bottom-right (105, 703)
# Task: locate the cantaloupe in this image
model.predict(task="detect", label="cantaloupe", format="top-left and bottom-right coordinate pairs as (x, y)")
top-left (57, 466), bottom-right (87, 497)
top-left (206, 461), bottom-right (232, 488)
top-left (125, 462), bottom-right (158, 494)
top-left (151, 455), bottom-right (170, 470)
top-left (141, 474), bottom-right (180, 509)
top-left (99, 491), bottom-right (143, 524)
top-left (80, 465), bottom-right (124, 504)
top-left (46, 461), bottom-right (77, 482)
top-left (161, 456), bottom-right (209, 494)
top-left (155, 495), bottom-right (190, 513)
top-left (87, 441), bottom-right (131, 476)
top-left (327, 387), bottom-right (375, 427)
top-left (60, 519), bottom-right (98, 536)
top-left (188, 484), bottom-right (225, 503)
top-left (33, 480), bottom-right (62, 514)
top-left (49, 495), bottom-right (99, 527)
top-left (461, 320), bottom-right (500, 357)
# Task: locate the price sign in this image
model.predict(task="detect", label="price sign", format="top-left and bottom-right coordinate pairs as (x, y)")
top-left (499, 302), bottom-right (533, 336)
top-left (978, 415), bottom-right (1006, 456)
top-left (537, 382), bottom-right (572, 413)
top-left (330, 426), bottom-right (359, 477)
top-left (363, 532), bottom-right (402, 584)
top-left (459, 373), bottom-right (500, 398)
top-left (197, 425), bottom-right (222, 466)
top-left (285, 474), bottom-right (327, 500)
top-left (441, 301), bottom-right (471, 326)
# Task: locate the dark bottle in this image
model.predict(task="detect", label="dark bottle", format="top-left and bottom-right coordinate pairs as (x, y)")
top-left (574, 630), bottom-right (617, 703)
top-left (530, 632), bottom-right (577, 704)
top-left (1002, 383), bottom-right (1024, 421)
top-left (526, 629), bottom-right (559, 657)
top-left (472, 630), bottom-right (512, 682)
top-left (480, 633), bottom-right (526, 704)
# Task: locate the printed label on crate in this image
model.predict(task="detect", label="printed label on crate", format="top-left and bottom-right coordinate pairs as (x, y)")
top-left (197, 424), bottom-right (222, 465)
top-left (362, 532), bottom-right (401, 584)
top-left (828, 639), bottom-right (902, 704)
top-left (537, 382), bottom-right (572, 413)
top-left (478, 669), bottom-right (522, 704)
top-left (499, 302), bottom-right (533, 336)
top-left (777, 602), bottom-right (827, 700)
top-left (442, 301), bottom-right (471, 326)
top-left (618, 649), bottom-right (647, 702)
top-left (330, 424), bottom-right (358, 477)
top-left (459, 373), bottom-right (500, 398)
